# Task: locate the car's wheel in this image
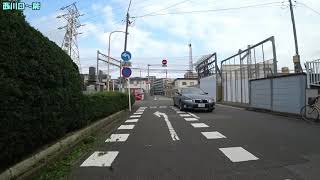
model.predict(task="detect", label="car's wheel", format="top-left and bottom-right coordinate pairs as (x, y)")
top-left (179, 101), bottom-right (184, 111)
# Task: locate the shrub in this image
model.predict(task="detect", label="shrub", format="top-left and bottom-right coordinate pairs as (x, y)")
top-left (0, 10), bottom-right (134, 171)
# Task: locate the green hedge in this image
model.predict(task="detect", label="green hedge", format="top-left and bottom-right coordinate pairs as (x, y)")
top-left (77, 92), bottom-right (135, 130)
top-left (0, 10), bottom-right (134, 171)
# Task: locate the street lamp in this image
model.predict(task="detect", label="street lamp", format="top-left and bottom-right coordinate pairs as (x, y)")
top-left (107, 30), bottom-right (127, 91)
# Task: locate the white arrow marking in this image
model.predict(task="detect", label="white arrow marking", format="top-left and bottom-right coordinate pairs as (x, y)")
top-left (122, 53), bottom-right (131, 60)
top-left (154, 111), bottom-right (180, 141)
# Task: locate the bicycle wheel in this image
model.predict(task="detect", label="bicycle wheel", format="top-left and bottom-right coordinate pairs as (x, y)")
top-left (300, 105), bottom-right (319, 122)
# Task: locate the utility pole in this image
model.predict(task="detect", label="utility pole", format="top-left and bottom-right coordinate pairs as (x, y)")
top-left (58, 2), bottom-right (84, 73)
top-left (108, 31), bottom-right (126, 91)
top-left (124, 12), bottom-right (130, 52)
top-left (96, 50), bottom-right (99, 83)
top-left (140, 69), bottom-right (142, 92)
top-left (123, 0), bottom-right (132, 112)
top-left (147, 64), bottom-right (150, 94)
top-left (288, 0), bottom-right (302, 73)
top-left (120, 0), bottom-right (132, 93)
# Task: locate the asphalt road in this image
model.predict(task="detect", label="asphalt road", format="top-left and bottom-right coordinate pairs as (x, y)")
top-left (69, 95), bottom-right (320, 180)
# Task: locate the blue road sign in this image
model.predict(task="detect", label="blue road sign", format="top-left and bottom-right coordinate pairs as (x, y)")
top-left (121, 51), bottom-right (131, 61)
top-left (122, 67), bottom-right (132, 78)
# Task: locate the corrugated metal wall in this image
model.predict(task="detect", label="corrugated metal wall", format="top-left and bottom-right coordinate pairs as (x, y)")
top-left (250, 79), bottom-right (271, 109)
top-left (249, 74), bottom-right (306, 114)
top-left (200, 75), bottom-right (217, 101)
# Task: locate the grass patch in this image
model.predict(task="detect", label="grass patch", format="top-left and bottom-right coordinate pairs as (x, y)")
top-left (32, 136), bottom-right (96, 180)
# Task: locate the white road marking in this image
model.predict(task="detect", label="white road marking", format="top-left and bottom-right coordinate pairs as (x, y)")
top-left (154, 96), bottom-right (157, 100)
top-left (201, 131), bottom-right (226, 139)
top-left (191, 123), bottom-right (209, 128)
top-left (188, 112), bottom-right (200, 119)
top-left (159, 106), bottom-right (167, 108)
top-left (184, 117), bottom-right (199, 121)
top-left (136, 110), bottom-right (144, 113)
top-left (118, 125), bottom-right (135, 130)
top-left (80, 151), bottom-right (119, 167)
top-left (134, 112), bottom-right (143, 115)
top-left (125, 119), bottom-right (139, 123)
top-left (130, 115), bottom-right (141, 118)
top-left (154, 111), bottom-right (180, 141)
top-left (176, 111), bottom-right (185, 114)
top-left (180, 114), bottom-right (191, 117)
top-left (105, 134), bottom-right (130, 142)
top-left (139, 107), bottom-right (147, 109)
top-left (219, 147), bottom-right (259, 162)
top-left (150, 106), bottom-right (157, 109)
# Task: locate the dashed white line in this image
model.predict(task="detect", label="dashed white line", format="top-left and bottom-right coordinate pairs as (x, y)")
top-left (134, 112), bottom-right (143, 115)
top-left (130, 115), bottom-right (141, 118)
top-left (150, 106), bottom-right (157, 109)
top-left (118, 125), bottom-right (135, 130)
top-left (184, 117), bottom-right (199, 121)
top-left (187, 112), bottom-right (200, 119)
top-left (180, 114), bottom-right (191, 117)
top-left (159, 106), bottom-right (167, 108)
top-left (176, 111), bottom-right (185, 114)
top-left (125, 119), bottom-right (139, 123)
top-left (219, 147), bottom-right (259, 162)
top-left (80, 151), bottom-right (119, 167)
top-left (201, 131), bottom-right (226, 139)
top-left (105, 134), bottom-right (130, 142)
top-left (190, 123), bottom-right (209, 128)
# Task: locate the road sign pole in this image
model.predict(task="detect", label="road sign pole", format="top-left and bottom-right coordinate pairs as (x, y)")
top-left (121, 51), bottom-right (132, 112)
top-left (128, 78), bottom-right (131, 112)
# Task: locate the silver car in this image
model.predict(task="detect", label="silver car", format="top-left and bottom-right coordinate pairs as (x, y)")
top-left (173, 87), bottom-right (215, 112)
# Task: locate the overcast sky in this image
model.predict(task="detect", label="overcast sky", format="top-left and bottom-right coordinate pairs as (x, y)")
top-left (24, 0), bottom-right (320, 78)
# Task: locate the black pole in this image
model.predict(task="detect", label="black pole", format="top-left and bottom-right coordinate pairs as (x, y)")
top-left (289, 0), bottom-right (299, 56)
top-left (124, 12), bottom-right (129, 51)
top-left (289, 0), bottom-right (302, 72)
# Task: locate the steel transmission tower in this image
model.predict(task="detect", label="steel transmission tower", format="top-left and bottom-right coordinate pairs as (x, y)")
top-left (57, 2), bottom-right (84, 73)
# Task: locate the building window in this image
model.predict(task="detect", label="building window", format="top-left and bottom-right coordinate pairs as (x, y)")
top-left (190, 82), bottom-right (194, 85)
top-left (182, 82), bottom-right (187, 85)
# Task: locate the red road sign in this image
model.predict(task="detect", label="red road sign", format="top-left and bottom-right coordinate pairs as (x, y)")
top-left (162, 59), bottom-right (167, 65)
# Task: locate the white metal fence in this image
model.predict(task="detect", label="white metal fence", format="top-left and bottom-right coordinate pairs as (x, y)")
top-left (221, 36), bottom-right (277, 104)
top-left (305, 59), bottom-right (320, 88)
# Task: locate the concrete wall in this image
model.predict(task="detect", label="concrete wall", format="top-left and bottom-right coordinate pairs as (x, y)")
top-left (250, 74), bottom-right (306, 114)
top-left (200, 75), bottom-right (217, 101)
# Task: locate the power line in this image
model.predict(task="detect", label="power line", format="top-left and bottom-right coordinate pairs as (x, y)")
top-left (297, 1), bottom-right (320, 16)
top-left (132, 1), bottom-right (282, 18)
top-left (137, 0), bottom-right (191, 17)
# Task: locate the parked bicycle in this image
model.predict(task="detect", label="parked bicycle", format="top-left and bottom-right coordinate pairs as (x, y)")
top-left (300, 96), bottom-right (320, 122)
